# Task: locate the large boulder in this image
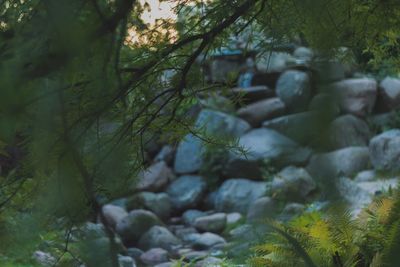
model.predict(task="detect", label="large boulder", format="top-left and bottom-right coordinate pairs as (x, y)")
top-left (262, 111), bottom-right (323, 144)
top-left (101, 204), bottom-right (128, 229)
top-left (376, 77), bottom-right (400, 111)
top-left (237, 98), bottom-right (285, 127)
top-left (270, 166), bottom-right (317, 202)
top-left (215, 179), bottom-right (268, 214)
top-left (369, 129), bottom-right (400, 172)
top-left (138, 226), bottom-right (181, 251)
top-left (246, 197), bottom-right (278, 223)
top-left (225, 129), bottom-right (312, 178)
top-left (182, 210), bottom-right (207, 226)
top-left (332, 78), bottom-right (377, 116)
top-left (193, 213), bottom-right (227, 233)
top-left (166, 175), bottom-right (207, 211)
top-left (195, 109), bottom-right (250, 137)
top-left (116, 210), bottom-right (162, 245)
top-left (127, 192), bottom-right (172, 220)
top-left (136, 161), bottom-right (173, 192)
top-left (140, 248), bottom-right (169, 266)
top-left (307, 147), bottom-right (370, 179)
top-left (174, 134), bottom-right (204, 174)
top-left (276, 70), bottom-right (311, 111)
top-left (186, 232), bottom-right (226, 250)
top-left (329, 115), bottom-right (371, 149)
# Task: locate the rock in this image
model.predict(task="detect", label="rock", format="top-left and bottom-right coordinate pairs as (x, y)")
top-left (247, 197), bottom-right (278, 222)
top-left (270, 166), bottom-right (316, 202)
top-left (182, 210), bottom-right (207, 226)
top-left (195, 109), bottom-right (250, 137)
top-left (116, 210), bottom-right (162, 245)
top-left (127, 192), bottom-right (171, 220)
top-left (354, 170), bottom-right (376, 182)
top-left (126, 248), bottom-right (143, 262)
top-left (180, 250), bottom-right (209, 261)
top-left (281, 203), bottom-right (306, 217)
top-left (329, 115), bottom-right (371, 149)
top-left (193, 213), bottom-right (227, 233)
top-left (166, 175), bottom-right (207, 211)
top-left (333, 78), bottom-right (377, 116)
top-left (376, 77), bottom-right (400, 111)
top-left (195, 257), bottom-right (223, 267)
top-left (199, 95), bottom-right (236, 113)
top-left (229, 224), bottom-right (254, 239)
top-left (154, 145), bottom-right (175, 165)
top-left (136, 161), bottom-right (173, 192)
top-left (337, 177), bottom-right (398, 216)
top-left (215, 179), bottom-right (268, 214)
top-left (140, 248), bottom-right (169, 266)
top-left (262, 111), bottom-right (323, 144)
top-left (293, 47), bottom-right (314, 61)
top-left (118, 255), bottom-right (136, 267)
top-left (276, 70), bottom-right (311, 111)
top-left (309, 93), bottom-right (340, 117)
top-left (226, 212), bottom-right (243, 225)
top-left (231, 85), bottom-right (275, 104)
top-left (368, 112), bottom-right (399, 132)
top-left (225, 129), bottom-right (311, 178)
top-left (237, 98), bottom-right (285, 127)
top-left (138, 226), bottom-right (182, 251)
top-left (204, 191), bottom-right (217, 210)
top-left (307, 147), bottom-right (371, 179)
top-left (256, 52), bottom-right (292, 73)
top-left (101, 204), bottom-right (128, 229)
top-left (370, 129), bottom-right (400, 172)
top-left (188, 232), bottom-right (226, 250)
top-left (174, 134), bottom-right (204, 174)
top-left (175, 227), bottom-right (199, 242)
top-left (33, 251), bottom-right (56, 267)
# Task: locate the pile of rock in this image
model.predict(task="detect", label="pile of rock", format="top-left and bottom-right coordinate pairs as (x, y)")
top-left (55, 47), bottom-right (400, 267)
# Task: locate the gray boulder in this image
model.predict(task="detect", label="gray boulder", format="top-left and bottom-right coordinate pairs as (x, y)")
top-left (215, 178), bottom-right (268, 214)
top-left (138, 226), bottom-right (181, 251)
top-left (166, 175), bottom-right (207, 211)
top-left (270, 166), bottom-right (317, 202)
top-left (333, 78), bottom-right (377, 117)
top-left (307, 147), bottom-right (370, 179)
top-left (376, 77), bottom-right (400, 111)
top-left (193, 213), bottom-right (227, 233)
top-left (246, 197), bottom-right (278, 223)
top-left (237, 98), bottom-right (285, 127)
top-left (182, 210), bottom-right (207, 226)
top-left (101, 204), bottom-right (128, 229)
top-left (154, 145), bottom-right (175, 165)
top-left (174, 133), bottom-right (204, 174)
top-left (127, 192), bottom-right (171, 220)
top-left (369, 129), bottom-right (400, 172)
top-left (293, 47), bottom-right (314, 61)
top-left (136, 161), bottom-right (173, 192)
top-left (225, 129), bottom-right (312, 178)
top-left (187, 232), bottom-right (226, 250)
top-left (140, 248), bottom-right (169, 266)
top-left (329, 115), bottom-right (371, 149)
top-left (116, 210), bottom-right (162, 245)
top-left (276, 70), bottom-right (311, 111)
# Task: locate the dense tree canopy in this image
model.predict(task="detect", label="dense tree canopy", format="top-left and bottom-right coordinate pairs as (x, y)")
top-left (0, 0), bottom-right (400, 266)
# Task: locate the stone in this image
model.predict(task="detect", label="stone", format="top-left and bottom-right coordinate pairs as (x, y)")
top-left (154, 145), bottom-right (175, 165)
top-left (329, 115), bottom-right (371, 149)
top-left (166, 175), bottom-right (207, 211)
top-left (262, 111), bottom-right (323, 144)
top-left (195, 257), bottom-right (223, 267)
top-left (276, 70), bottom-right (311, 111)
top-left (215, 178), bottom-right (268, 214)
top-left (270, 166), bottom-right (316, 202)
top-left (126, 248), bottom-right (143, 262)
top-left (138, 226), bottom-right (182, 251)
top-left (174, 226), bottom-right (198, 241)
top-left (237, 98), bottom-right (285, 127)
top-left (354, 170), bottom-right (376, 182)
top-left (195, 109), bottom-right (251, 137)
top-left (182, 210), bottom-right (207, 226)
top-left (136, 161), bottom-right (173, 192)
top-left (174, 134), bottom-right (204, 174)
top-left (281, 203), bottom-right (306, 217)
top-left (333, 78), bottom-right (377, 116)
top-left (101, 204), bottom-right (128, 229)
top-left (256, 52), bottom-right (292, 73)
top-left (225, 129), bottom-right (312, 178)
top-left (180, 250), bottom-right (209, 261)
top-left (309, 93), bottom-right (340, 117)
top-left (231, 85), bottom-right (275, 104)
top-left (127, 192), bottom-right (171, 220)
top-left (307, 147), bottom-right (371, 179)
top-left (376, 77), bottom-right (400, 111)
top-left (226, 212), bottom-right (243, 225)
top-left (246, 197), bottom-right (278, 222)
top-left (293, 47), bottom-right (314, 61)
top-left (199, 95), bottom-right (236, 113)
top-left (140, 248), bottom-right (169, 266)
top-left (187, 232), bottom-right (226, 250)
top-left (33, 251), bottom-right (56, 267)
top-left (369, 129), bottom-right (400, 172)
top-left (118, 255), bottom-right (136, 267)
top-left (115, 209), bottom-right (162, 245)
top-left (193, 213), bottom-right (227, 233)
